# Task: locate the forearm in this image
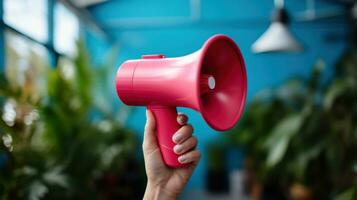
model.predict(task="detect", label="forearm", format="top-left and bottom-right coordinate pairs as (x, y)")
top-left (143, 183), bottom-right (179, 200)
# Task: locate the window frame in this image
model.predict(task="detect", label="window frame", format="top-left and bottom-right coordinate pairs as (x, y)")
top-left (0, 0), bottom-right (68, 70)
top-left (0, 0), bottom-right (110, 71)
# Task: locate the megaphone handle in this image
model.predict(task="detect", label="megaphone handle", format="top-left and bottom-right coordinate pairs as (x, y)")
top-left (147, 105), bottom-right (189, 168)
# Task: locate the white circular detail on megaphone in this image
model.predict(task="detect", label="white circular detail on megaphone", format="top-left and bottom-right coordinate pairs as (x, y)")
top-left (208, 76), bottom-right (215, 90)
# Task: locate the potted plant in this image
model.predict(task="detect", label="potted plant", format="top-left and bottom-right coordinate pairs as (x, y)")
top-left (0, 39), bottom-right (145, 199)
top-left (227, 48), bottom-right (357, 199)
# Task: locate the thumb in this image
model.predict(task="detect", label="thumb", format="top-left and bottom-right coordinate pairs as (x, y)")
top-left (143, 109), bottom-right (158, 150)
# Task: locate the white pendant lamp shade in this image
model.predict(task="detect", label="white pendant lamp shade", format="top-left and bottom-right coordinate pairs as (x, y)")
top-left (252, 0), bottom-right (303, 53)
top-left (252, 22), bottom-right (303, 53)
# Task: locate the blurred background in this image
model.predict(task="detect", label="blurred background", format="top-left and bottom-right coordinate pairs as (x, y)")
top-left (0, 0), bottom-right (356, 199)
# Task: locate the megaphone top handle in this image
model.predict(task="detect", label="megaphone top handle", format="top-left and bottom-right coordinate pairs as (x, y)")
top-left (147, 105), bottom-right (190, 168)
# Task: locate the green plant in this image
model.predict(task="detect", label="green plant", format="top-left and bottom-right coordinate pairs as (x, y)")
top-left (0, 39), bottom-right (145, 199)
top-left (228, 49), bottom-right (357, 199)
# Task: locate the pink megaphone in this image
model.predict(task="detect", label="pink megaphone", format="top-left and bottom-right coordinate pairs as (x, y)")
top-left (115, 34), bottom-right (247, 168)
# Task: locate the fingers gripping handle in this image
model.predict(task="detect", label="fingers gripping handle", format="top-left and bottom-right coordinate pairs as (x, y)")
top-left (147, 105), bottom-right (188, 168)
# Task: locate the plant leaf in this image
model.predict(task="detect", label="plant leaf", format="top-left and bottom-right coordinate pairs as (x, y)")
top-left (324, 79), bottom-right (348, 110)
top-left (335, 187), bottom-right (357, 200)
top-left (43, 166), bottom-right (69, 188)
top-left (29, 181), bottom-right (48, 200)
top-left (266, 114), bottom-right (303, 167)
top-left (266, 136), bottom-right (289, 167)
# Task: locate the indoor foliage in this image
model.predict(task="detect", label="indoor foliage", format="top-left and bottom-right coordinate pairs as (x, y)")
top-left (0, 40), bottom-right (145, 200)
top-left (229, 48), bottom-right (357, 200)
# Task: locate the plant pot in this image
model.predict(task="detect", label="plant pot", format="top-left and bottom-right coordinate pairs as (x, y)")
top-left (230, 170), bottom-right (250, 199)
top-left (206, 169), bottom-right (229, 194)
top-left (289, 183), bottom-right (312, 200)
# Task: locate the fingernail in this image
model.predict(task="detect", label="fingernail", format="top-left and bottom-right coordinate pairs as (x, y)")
top-left (178, 156), bottom-right (187, 163)
top-left (173, 132), bottom-right (183, 143)
top-left (178, 115), bottom-right (185, 124)
top-left (174, 145), bottom-right (183, 154)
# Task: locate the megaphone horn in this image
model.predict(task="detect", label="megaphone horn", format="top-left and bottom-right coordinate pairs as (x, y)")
top-left (115, 34), bottom-right (247, 168)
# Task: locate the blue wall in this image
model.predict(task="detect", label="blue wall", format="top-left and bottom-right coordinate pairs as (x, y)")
top-left (0, 0), bottom-right (5, 70)
top-left (85, 0), bottom-right (349, 191)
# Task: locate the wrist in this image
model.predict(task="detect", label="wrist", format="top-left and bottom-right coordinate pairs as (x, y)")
top-left (144, 182), bottom-right (179, 200)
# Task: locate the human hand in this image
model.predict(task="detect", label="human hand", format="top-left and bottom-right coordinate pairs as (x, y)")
top-left (143, 110), bottom-right (200, 200)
